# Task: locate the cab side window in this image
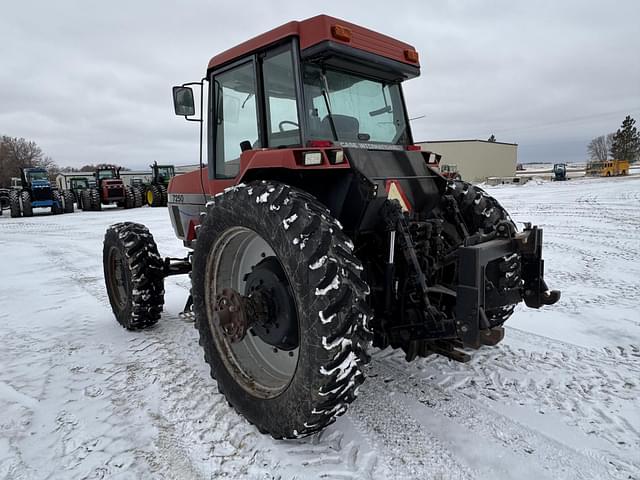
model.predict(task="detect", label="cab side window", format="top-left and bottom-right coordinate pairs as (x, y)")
top-left (262, 49), bottom-right (301, 148)
top-left (214, 62), bottom-right (260, 179)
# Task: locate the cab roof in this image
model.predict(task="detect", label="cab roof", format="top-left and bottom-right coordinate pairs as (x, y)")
top-left (208, 15), bottom-right (420, 72)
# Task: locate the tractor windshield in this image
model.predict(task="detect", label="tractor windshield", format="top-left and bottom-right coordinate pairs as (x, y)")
top-left (71, 178), bottom-right (89, 189)
top-left (158, 167), bottom-right (174, 180)
top-left (302, 65), bottom-right (409, 145)
top-left (27, 170), bottom-right (48, 181)
top-left (98, 170), bottom-right (116, 180)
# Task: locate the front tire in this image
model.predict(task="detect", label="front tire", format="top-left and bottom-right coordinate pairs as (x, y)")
top-left (133, 187), bottom-right (143, 208)
top-left (52, 191), bottom-right (63, 214)
top-left (88, 188), bottom-right (102, 211)
top-left (9, 190), bottom-right (21, 217)
top-left (20, 191), bottom-right (33, 217)
top-left (63, 190), bottom-right (75, 213)
top-left (103, 222), bottom-right (165, 329)
top-left (146, 185), bottom-right (163, 207)
top-left (192, 181), bottom-right (371, 438)
top-left (123, 186), bottom-right (135, 209)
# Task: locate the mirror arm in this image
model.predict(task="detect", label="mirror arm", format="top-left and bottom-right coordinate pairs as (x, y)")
top-left (182, 81), bottom-right (204, 123)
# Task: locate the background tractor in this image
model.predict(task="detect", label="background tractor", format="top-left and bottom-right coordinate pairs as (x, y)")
top-left (103, 15), bottom-right (559, 439)
top-left (9, 167), bottom-right (73, 217)
top-left (440, 163), bottom-right (462, 180)
top-left (68, 177), bottom-right (92, 209)
top-left (145, 161), bottom-right (175, 207)
top-left (552, 163), bottom-right (568, 181)
top-left (82, 167), bottom-right (139, 211)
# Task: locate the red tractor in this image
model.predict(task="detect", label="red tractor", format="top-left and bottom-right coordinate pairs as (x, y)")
top-left (103, 15), bottom-right (559, 439)
top-left (83, 167), bottom-right (139, 211)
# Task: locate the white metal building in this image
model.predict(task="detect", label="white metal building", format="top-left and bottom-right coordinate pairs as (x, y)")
top-left (417, 140), bottom-right (518, 183)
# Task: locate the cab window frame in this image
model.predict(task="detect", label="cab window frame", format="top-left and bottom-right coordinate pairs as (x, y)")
top-left (208, 55), bottom-right (264, 180)
top-left (260, 41), bottom-right (304, 149)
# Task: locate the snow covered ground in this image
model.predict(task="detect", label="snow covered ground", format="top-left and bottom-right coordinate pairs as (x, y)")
top-left (1, 175), bottom-right (639, 480)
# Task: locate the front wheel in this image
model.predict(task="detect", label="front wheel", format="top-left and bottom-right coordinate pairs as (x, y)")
top-left (63, 190), bottom-right (75, 213)
top-left (20, 191), bottom-right (33, 217)
top-left (103, 222), bottom-right (165, 329)
top-left (192, 181), bottom-right (371, 438)
top-left (9, 190), bottom-right (21, 217)
top-left (52, 191), bottom-right (63, 214)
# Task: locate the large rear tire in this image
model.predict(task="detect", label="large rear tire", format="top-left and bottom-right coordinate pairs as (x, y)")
top-left (123, 186), bottom-right (135, 209)
top-left (103, 222), bottom-right (165, 329)
top-left (133, 187), bottom-right (143, 208)
top-left (20, 191), bottom-right (33, 217)
top-left (90, 188), bottom-right (102, 211)
top-left (159, 185), bottom-right (168, 206)
top-left (52, 191), bottom-right (63, 214)
top-left (9, 190), bottom-right (21, 217)
top-left (146, 185), bottom-right (163, 207)
top-left (192, 181), bottom-right (371, 438)
top-left (63, 190), bottom-right (75, 213)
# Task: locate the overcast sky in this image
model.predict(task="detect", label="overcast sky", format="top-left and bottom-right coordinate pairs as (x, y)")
top-left (1, 0), bottom-right (639, 168)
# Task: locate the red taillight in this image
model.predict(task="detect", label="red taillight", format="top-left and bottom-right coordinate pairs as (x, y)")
top-left (406, 145), bottom-right (421, 151)
top-left (307, 140), bottom-right (333, 148)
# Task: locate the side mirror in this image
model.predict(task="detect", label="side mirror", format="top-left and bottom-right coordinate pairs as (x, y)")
top-left (172, 86), bottom-right (195, 116)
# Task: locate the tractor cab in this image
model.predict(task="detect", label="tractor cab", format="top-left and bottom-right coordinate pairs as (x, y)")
top-left (70, 177), bottom-right (90, 191)
top-left (151, 162), bottom-right (175, 185)
top-left (95, 168), bottom-right (119, 182)
top-left (172, 15), bottom-right (419, 197)
top-left (22, 168), bottom-right (50, 186)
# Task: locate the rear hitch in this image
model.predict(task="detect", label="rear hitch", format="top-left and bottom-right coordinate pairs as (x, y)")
top-left (516, 223), bottom-right (561, 308)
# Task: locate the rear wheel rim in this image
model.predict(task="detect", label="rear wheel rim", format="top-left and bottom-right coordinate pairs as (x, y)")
top-left (204, 227), bottom-right (299, 399)
top-left (147, 190), bottom-right (153, 205)
top-left (107, 246), bottom-right (128, 311)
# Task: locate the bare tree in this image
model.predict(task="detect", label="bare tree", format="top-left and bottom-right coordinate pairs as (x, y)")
top-left (0, 136), bottom-right (58, 187)
top-left (587, 135), bottom-right (609, 161)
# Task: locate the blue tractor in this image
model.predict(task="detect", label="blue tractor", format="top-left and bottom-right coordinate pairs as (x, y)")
top-left (9, 167), bottom-right (74, 217)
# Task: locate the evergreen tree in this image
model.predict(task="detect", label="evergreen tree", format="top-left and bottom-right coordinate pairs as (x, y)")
top-left (609, 115), bottom-right (640, 162)
top-left (487, 134), bottom-right (496, 142)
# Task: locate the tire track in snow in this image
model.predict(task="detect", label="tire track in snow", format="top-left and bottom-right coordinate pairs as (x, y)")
top-left (374, 328), bottom-right (640, 479)
top-left (370, 356), bottom-right (618, 480)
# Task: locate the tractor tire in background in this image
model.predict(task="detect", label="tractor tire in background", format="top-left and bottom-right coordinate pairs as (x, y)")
top-left (88, 188), bottom-right (101, 211)
top-left (80, 190), bottom-right (91, 211)
top-left (159, 185), bottom-right (168, 206)
top-left (51, 191), bottom-right (63, 214)
top-left (103, 222), bottom-right (164, 329)
top-left (192, 181), bottom-right (371, 439)
top-left (20, 191), bottom-right (33, 217)
top-left (63, 190), bottom-right (75, 213)
top-left (10, 190), bottom-right (21, 217)
top-left (446, 180), bottom-right (520, 327)
top-left (146, 185), bottom-right (163, 207)
top-left (124, 186), bottom-right (135, 209)
top-left (133, 187), bottom-right (143, 208)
